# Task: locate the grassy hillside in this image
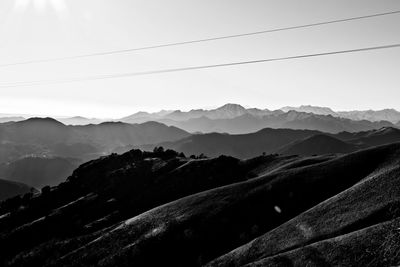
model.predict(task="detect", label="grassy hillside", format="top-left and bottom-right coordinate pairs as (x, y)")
top-left (1, 143), bottom-right (398, 266)
top-left (208, 144), bottom-right (400, 266)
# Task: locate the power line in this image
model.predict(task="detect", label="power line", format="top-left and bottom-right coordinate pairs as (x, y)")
top-left (1, 43), bottom-right (399, 88)
top-left (1, 10), bottom-right (400, 68)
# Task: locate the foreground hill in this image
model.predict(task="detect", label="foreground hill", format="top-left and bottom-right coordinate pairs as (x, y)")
top-left (208, 145), bottom-right (400, 266)
top-left (0, 179), bottom-right (34, 201)
top-left (0, 149), bottom-right (310, 266)
top-left (0, 143), bottom-right (399, 266)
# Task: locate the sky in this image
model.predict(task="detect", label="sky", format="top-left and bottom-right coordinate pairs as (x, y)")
top-left (0, 0), bottom-right (399, 118)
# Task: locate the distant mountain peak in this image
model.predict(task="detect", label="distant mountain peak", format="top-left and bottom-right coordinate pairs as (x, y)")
top-left (21, 117), bottom-right (65, 126)
top-left (281, 105), bottom-right (336, 116)
top-left (216, 103), bottom-right (246, 111)
top-left (69, 116), bottom-right (88, 120)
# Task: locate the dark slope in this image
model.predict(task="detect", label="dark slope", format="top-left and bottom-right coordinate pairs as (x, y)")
top-left (142, 128), bottom-right (321, 159)
top-left (208, 150), bottom-right (400, 266)
top-left (47, 143), bottom-right (400, 267)
top-left (278, 134), bottom-right (362, 156)
top-left (0, 179), bottom-right (34, 201)
top-left (2, 144), bottom-right (397, 266)
top-left (0, 157), bottom-right (81, 188)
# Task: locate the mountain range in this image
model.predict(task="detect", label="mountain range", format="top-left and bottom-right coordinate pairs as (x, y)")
top-left (281, 105), bottom-right (400, 123)
top-left (2, 105), bottom-right (399, 135)
top-left (120, 104), bottom-right (399, 134)
top-left (0, 143), bottom-right (399, 266)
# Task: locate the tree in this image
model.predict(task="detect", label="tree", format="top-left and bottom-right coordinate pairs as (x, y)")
top-left (153, 146), bottom-right (165, 154)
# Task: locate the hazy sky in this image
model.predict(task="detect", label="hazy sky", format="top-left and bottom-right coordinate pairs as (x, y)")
top-left (0, 0), bottom-right (399, 118)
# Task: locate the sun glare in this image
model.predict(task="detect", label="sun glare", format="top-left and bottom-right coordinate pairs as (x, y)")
top-left (14, 0), bottom-right (67, 14)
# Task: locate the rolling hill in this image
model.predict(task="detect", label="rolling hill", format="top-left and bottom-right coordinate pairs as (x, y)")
top-left (0, 143), bottom-right (399, 266)
top-left (342, 127), bottom-right (400, 147)
top-left (208, 144), bottom-right (400, 266)
top-left (277, 134), bottom-right (362, 156)
top-left (138, 127), bottom-right (400, 159)
top-left (140, 128), bottom-right (321, 158)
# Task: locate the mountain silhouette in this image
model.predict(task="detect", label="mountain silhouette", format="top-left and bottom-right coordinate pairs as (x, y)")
top-left (0, 118), bottom-right (190, 164)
